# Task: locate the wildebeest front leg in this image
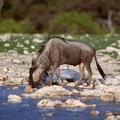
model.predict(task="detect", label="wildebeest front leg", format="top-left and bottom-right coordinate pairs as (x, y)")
top-left (85, 62), bottom-right (93, 86)
top-left (49, 65), bottom-right (53, 85)
top-left (48, 64), bottom-right (57, 86)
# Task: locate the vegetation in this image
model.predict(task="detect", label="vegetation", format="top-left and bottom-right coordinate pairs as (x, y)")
top-left (0, 0), bottom-right (120, 34)
top-left (49, 12), bottom-right (105, 34)
top-left (0, 34), bottom-right (120, 54)
top-left (0, 19), bottom-right (34, 33)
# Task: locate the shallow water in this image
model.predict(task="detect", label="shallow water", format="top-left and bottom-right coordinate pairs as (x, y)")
top-left (0, 86), bottom-right (120, 120)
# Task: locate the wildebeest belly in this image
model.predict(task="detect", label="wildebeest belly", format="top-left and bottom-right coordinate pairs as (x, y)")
top-left (62, 54), bottom-right (81, 66)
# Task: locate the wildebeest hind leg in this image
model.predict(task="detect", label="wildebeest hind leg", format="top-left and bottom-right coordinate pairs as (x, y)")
top-left (57, 66), bottom-right (61, 83)
top-left (75, 63), bottom-right (84, 87)
top-left (85, 62), bottom-right (93, 86)
top-left (79, 63), bottom-right (85, 81)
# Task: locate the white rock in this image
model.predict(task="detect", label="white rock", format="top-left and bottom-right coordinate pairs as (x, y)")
top-left (71, 89), bottom-right (80, 95)
top-left (34, 34), bottom-right (43, 38)
top-left (24, 86), bottom-right (34, 94)
top-left (66, 35), bottom-right (73, 39)
top-left (100, 93), bottom-right (114, 102)
top-left (80, 89), bottom-right (103, 97)
top-left (0, 34), bottom-right (11, 42)
top-left (65, 99), bottom-right (96, 108)
top-left (24, 40), bottom-right (30, 44)
top-left (37, 98), bottom-right (96, 108)
top-left (32, 85), bottom-right (72, 98)
top-left (22, 94), bottom-right (31, 98)
top-left (8, 95), bottom-right (22, 103)
top-left (16, 43), bottom-right (24, 47)
top-left (106, 47), bottom-right (118, 53)
top-left (106, 115), bottom-right (117, 120)
top-left (117, 40), bottom-right (120, 47)
top-left (90, 110), bottom-right (99, 116)
top-left (105, 46), bottom-right (120, 56)
top-left (33, 38), bottom-right (43, 43)
top-left (116, 115), bottom-right (120, 119)
top-left (66, 82), bottom-right (75, 87)
top-left (105, 112), bottom-right (113, 117)
top-left (23, 50), bottom-right (29, 54)
top-left (0, 81), bottom-right (4, 86)
top-left (4, 43), bottom-right (10, 47)
top-left (65, 99), bottom-right (88, 108)
top-left (29, 93), bottom-right (39, 99)
top-left (103, 86), bottom-right (120, 93)
top-left (114, 91), bottom-right (120, 102)
top-left (12, 59), bottom-right (21, 64)
top-left (37, 99), bottom-right (63, 108)
top-left (96, 83), bottom-right (107, 90)
top-left (105, 77), bottom-right (120, 86)
top-left (9, 78), bottom-right (23, 84)
top-left (12, 87), bottom-right (19, 90)
top-left (31, 45), bottom-right (35, 49)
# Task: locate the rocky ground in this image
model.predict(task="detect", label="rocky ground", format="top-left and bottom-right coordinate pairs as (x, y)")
top-left (0, 39), bottom-right (120, 119)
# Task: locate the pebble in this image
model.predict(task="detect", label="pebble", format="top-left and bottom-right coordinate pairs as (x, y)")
top-left (90, 110), bottom-right (99, 116)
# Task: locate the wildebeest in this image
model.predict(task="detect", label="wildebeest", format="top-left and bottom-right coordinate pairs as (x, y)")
top-left (29, 37), bottom-right (106, 88)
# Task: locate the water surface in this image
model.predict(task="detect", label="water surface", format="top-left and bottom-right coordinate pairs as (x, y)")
top-left (0, 86), bottom-right (120, 120)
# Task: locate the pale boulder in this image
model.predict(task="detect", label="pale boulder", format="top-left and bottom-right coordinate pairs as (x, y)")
top-left (8, 95), bottom-right (22, 103)
top-left (114, 91), bottom-right (120, 102)
top-left (80, 89), bottom-right (103, 97)
top-left (65, 99), bottom-right (96, 108)
top-left (100, 93), bottom-right (114, 102)
top-left (90, 110), bottom-right (99, 116)
top-left (33, 85), bottom-right (72, 98)
top-left (37, 99), bottom-right (63, 108)
top-left (24, 86), bottom-right (34, 94)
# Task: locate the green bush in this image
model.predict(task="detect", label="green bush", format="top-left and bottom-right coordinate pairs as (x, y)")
top-left (0, 19), bottom-right (35, 33)
top-left (48, 12), bottom-right (106, 34)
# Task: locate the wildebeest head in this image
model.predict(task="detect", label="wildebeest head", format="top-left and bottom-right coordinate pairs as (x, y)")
top-left (29, 62), bottom-right (45, 88)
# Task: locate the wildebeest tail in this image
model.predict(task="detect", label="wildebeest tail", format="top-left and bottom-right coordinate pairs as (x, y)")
top-left (94, 51), bottom-right (106, 80)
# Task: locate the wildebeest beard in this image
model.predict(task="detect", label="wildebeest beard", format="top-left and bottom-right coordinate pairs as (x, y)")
top-left (29, 65), bottom-right (46, 88)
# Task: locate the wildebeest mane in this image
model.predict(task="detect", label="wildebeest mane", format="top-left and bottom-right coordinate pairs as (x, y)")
top-left (37, 35), bottom-right (68, 55)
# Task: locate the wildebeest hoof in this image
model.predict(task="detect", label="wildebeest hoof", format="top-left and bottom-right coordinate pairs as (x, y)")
top-left (52, 82), bottom-right (59, 85)
top-left (86, 82), bottom-right (91, 87)
top-left (74, 81), bottom-right (81, 87)
top-left (92, 84), bottom-right (95, 89)
top-left (47, 81), bottom-right (53, 86)
top-left (92, 80), bottom-right (96, 89)
top-left (58, 81), bottom-right (67, 86)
